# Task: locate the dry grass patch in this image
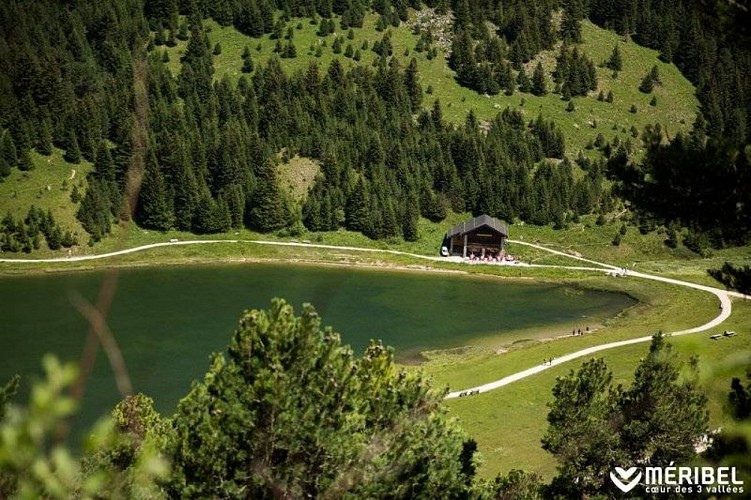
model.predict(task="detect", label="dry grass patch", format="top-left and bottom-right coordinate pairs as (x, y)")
top-left (277, 154), bottom-right (320, 204)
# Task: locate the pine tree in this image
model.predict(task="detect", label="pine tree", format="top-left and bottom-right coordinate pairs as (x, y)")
top-left (543, 334), bottom-right (707, 498)
top-left (531, 62), bottom-right (547, 96)
top-left (1, 132), bottom-right (18, 169)
top-left (172, 162), bottom-right (199, 231)
top-left (166, 30), bottom-right (177, 47)
top-left (177, 21), bottom-right (189, 41)
top-left (37, 119), bottom-right (53, 156)
top-left (169, 300), bottom-right (477, 498)
top-left (317, 17), bottom-right (330, 36)
top-left (606, 45), bottom-right (623, 71)
top-left (517, 68), bottom-right (532, 93)
top-left (283, 41), bottom-right (297, 58)
top-left (223, 184), bottom-right (245, 229)
top-left (404, 58), bottom-right (422, 113)
top-left (402, 193), bottom-right (419, 241)
top-left (154, 27), bottom-right (165, 46)
top-left (137, 153), bottom-right (174, 231)
top-left (560, 11), bottom-right (581, 43)
top-left (639, 72), bottom-right (654, 93)
top-left (63, 130), bottom-right (82, 164)
top-left (500, 63), bottom-right (515, 95)
top-left (61, 230), bottom-right (77, 248)
top-left (0, 156), bottom-right (9, 178)
top-left (649, 65), bottom-right (660, 83)
top-left (17, 149), bottom-right (34, 171)
top-left (192, 190), bottom-right (221, 234)
top-left (345, 178), bottom-right (372, 233)
top-left (248, 159), bottom-right (288, 232)
top-left (46, 225), bottom-right (62, 250)
top-left (76, 178), bottom-right (111, 242)
top-left (242, 55), bottom-right (254, 73)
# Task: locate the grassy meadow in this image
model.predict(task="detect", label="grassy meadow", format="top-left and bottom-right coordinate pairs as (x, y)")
top-left (0, 148), bottom-right (92, 239)
top-left (442, 298), bottom-right (751, 478)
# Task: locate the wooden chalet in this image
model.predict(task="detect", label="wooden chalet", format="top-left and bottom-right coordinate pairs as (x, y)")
top-left (444, 215), bottom-right (509, 258)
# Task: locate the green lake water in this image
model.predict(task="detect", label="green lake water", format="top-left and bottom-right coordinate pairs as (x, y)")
top-left (0, 263), bottom-right (635, 438)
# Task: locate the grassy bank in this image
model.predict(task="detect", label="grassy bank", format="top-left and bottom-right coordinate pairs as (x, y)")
top-left (443, 298), bottom-right (751, 479)
top-left (4, 212), bottom-right (748, 286)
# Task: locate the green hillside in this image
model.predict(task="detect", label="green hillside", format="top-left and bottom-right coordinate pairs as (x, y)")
top-left (0, 149), bottom-right (92, 244)
top-left (161, 12), bottom-right (698, 156)
top-left (1, 9), bottom-right (700, 257)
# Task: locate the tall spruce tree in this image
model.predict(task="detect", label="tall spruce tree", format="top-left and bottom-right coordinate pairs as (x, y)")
top-left (247, 159), bottom-right (288, 232)
top-left (404, 57), bottom-right (422, 113)
top-left (607, 44), bottom-right (623, 71)
top-left (1, 132), bottom-right (18, 169)
top-left (531, 62), bottom-right (547, 96)
top-left (137, 153), bottom-right (174, 231)
top-left (402, 193), bottom-right (419, 241)
top-left (517, 67), bottom-right (532, 93)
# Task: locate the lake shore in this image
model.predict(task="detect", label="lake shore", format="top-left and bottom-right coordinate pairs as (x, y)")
top-left (0, 240), bottom-right (645, 367)
top-left (0, 238), bottom-right (571, 283)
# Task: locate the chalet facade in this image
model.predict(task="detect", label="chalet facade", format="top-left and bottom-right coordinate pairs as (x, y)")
top-left (444, 215), bottom-right (509, 258)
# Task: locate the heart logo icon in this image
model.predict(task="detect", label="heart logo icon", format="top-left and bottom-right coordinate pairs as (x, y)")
top-left (610, 466), bottom-right (642, 493)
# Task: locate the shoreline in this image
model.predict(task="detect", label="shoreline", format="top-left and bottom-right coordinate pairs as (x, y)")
top-left (0, 243), bottom-right (648, 367)
top-left (0, 240), bottom-right (557, 283)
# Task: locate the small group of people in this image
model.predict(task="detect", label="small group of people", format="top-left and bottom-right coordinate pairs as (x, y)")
top-left (466, 249), bottom-right (515, 265)
top-left (610, 267), bottom-right (629, 277)
top-left (457, 389), bottom-right (481, 397)
top-left (542, 357), bottom-right (556, 366)
top-left (571, 327), bottom-right (590, 336)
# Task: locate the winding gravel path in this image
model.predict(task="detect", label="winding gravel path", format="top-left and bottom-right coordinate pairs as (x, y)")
top-left (445, 240), bottom-right (744, 399)
top-left (1, 237), bottom-right (746, 399)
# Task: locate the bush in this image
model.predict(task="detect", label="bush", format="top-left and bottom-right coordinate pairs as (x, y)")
top-left (708, 262), bottom-right (751, 294)
top-left (665, 227), bottom-right (678, 248)
top-left (683, 230), bottom-right (712, 257)
top-left (638, 217), bottom-right (655, 235)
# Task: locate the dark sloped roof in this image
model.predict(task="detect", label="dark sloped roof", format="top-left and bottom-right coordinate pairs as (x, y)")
top-left (446, 214), bottom-right (509, 239)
